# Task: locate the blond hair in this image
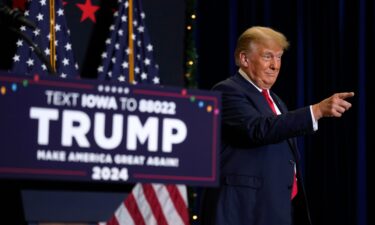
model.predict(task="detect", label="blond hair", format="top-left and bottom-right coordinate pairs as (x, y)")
top-left (234, 26), bottom-right (289, 66)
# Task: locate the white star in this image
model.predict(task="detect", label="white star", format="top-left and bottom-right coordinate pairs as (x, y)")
top-left (105, 38), bottom-right (111, 45)
top-left (54, 40), bottom-right (58, 47)
top-left (114, 11), bottom-right (119, 17)
top-left (41, 64), bottom-right (47, 71)
top-left (101, 52), bottom-right (108, 58)
top-left (97, 66), bottom-right (104, 72)
top-left (122, 61), bottom-right (128, 69)
top-left (20, 26), bottom-right (26, 31)
top-left (153, 76), bottom-right (160, 84)
top-left (121, 15), bottom-right (127, 22)
top-left (16, 40), bottom-right (23, 47)
top-left (132, 34), bottom-right (136, 40)
top-left (124, 1), bottom-right (129, 8)
top-left (133, 20), bottom-right (138, 27)
top-left (147, 44), bottom-right (153, 52)
top-left (24, 10), bottom-right (29, 16)
top-left (55, 24), bottom-right (61, 32)
top-left (13, 54), bottom-right (20, 62)
top-left (36, 13), bottom-right (44, 21)
top-left (134, 67), bottom-right (140, 74)
top-left (140, 12), bottom-right (145, 19)
top-left (138, 26), bottom-right (144, 33)
top-left (40, 0), bottom-right (46, 6)
top-left (33, 29), bottom-right (40, 37)
top-left (75, 63), bottom-right (79, 69)
top-left (137, 40), bottom-right (142, 47)
top-left (107, 71), bottom-right (112, 77)
top-left (112, 57), bottom-right (116, 63)
top-left (125, 48), bottom-right (131, 55)
top-left (60, 73), bottom-right (67, 78)
top-left (62, 58), bottom-right (69, 66)
top-left (144, 58), bottom-right (150, 65)
top-left (118, 29), bottom-right (123, 36)
top-left (26, 58), bottom-right (34, 67)
top-left (110, 25), bottom-right (115, 31)
top-left (57, 8), bottom-right (64, 16)
top-left (141, 72), bottom-right (147, 80)
top-left (65, 43), bottom-right (72, 51)
top-left (118, 76), bottom-right (126, 82)
top-left (115, 43), bottom-right (120, 50)
top-left (44, 48), bottom-right (50, 55)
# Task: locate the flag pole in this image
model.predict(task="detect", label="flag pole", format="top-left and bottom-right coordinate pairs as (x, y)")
top-left (128, 0), bottom-right (134, 83)
top-left (49, 0), bottom-right (56, 73)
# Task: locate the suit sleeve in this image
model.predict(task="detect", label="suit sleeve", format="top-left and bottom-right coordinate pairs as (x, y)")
top-left (213, 82), bottom-right (314, 147)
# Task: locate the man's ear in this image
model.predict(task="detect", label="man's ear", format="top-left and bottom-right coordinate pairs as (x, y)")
top-left (239, 52), bottom-right (249, 66)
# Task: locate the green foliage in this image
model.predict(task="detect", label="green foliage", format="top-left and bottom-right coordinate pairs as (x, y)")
top-left (184, 0), bottom-right (198, 88)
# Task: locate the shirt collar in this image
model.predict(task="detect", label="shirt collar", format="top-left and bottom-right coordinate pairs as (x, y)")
top-left (238, 68), bottom-right (263, 93)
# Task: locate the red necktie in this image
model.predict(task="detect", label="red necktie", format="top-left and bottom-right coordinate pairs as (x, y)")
top-left (291, 167), bottom-right (298, 199)
top-left (262, 89), bottom-right (298, 199)
top-left (261, 89), bottom-right (277, 114)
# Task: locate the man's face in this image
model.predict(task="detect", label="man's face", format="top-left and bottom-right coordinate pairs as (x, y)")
top-left (242, 41), bottom-right (284, 89)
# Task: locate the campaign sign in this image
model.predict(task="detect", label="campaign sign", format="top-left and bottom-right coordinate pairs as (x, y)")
top-left (0, 73), bottom-right (221, 186)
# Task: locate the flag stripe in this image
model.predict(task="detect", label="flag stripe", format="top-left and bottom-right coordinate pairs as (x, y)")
top-left (142, 184), bottom-right (168, 225)
top-left (177, 185), bottom-right (188, 204)
top-left (125, 193), bottom-right (146, 225)
top-left (133, 184), bottom-right (157, 224)
top-left (98, 0), bottom-right (189, 224)
top-left (166, 185), bottom-right (190, 225)
top-left (107, 215), bottom-right (120, 225)
top-left (115, 202), bottom-right (135, 225)
top-left (154, 184), bottom-right (185, 225)
top-left (102, 184), bottom-right (190, 225)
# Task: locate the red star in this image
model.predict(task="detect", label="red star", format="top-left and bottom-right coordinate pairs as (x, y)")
top-left (76, 0), bottom-right (100, 23)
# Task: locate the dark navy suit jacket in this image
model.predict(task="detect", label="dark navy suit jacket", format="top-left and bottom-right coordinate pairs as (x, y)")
top-left (201, 73), bottom-right (313, 225)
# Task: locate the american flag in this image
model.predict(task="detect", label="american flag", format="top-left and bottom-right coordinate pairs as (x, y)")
top-left (11, 0), bottom-right (79, 78)
top-left (98, 1), bottom-right (189, 224)
top-left (97, 0), bottom-right (160, 84)
top-left (101, 183), bottom-right (190, 225)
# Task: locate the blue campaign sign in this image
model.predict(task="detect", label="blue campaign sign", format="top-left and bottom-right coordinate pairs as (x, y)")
top-left (0, 73), bottom-right (221, 186)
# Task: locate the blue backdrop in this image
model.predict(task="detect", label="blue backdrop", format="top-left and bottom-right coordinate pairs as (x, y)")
top-left (196, 0), bottom-right (372, 225)
top-left (0, 0), bottom-right (372, 224)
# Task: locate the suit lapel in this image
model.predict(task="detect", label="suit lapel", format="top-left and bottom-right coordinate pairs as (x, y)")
top-left (270, 90), bottom-right (300, 160)
top-left (232, 73), bottom-right (300, 160)
top-left (232, 73), bottom-right (276, 115)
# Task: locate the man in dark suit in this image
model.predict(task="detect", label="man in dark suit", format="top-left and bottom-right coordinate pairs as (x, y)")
top-left (201, 26), bottom-right (354, 225)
